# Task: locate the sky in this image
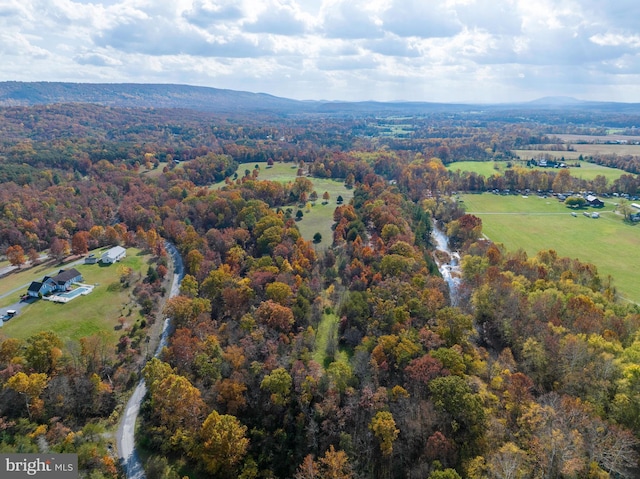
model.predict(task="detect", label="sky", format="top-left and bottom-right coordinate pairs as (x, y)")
top-left (2, 0), bottom-right (640, 103)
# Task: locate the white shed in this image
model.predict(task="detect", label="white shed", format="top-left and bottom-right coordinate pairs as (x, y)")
top-left (101, 246), bottom-right (127, 264)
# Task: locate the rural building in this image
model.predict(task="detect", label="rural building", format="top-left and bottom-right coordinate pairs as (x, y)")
top-left (101, 246), bottom-right (126, 264)
top-left (84, 253), bottom-right (98, 264)
top-left (586, 195), bottom-right (604, 207)
top-left (27, 268), bottom-right (83, 298)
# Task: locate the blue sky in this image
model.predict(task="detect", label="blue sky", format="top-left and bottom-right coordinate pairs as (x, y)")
top-left (2, 0), bottom-right (640, 102)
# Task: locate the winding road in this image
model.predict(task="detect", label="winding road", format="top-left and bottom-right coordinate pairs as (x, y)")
top-left (116, 242), bottom-right (184, 479)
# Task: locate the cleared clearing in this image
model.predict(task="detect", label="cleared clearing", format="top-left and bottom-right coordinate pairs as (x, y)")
top-left (460, 193), bottom-right (640, 304)
top-left (0, 249), bottom-right (152, 343)
top-left (452, 158), bottom-right (627, 183)
top-left (214, 162), bottom-right (354, 249)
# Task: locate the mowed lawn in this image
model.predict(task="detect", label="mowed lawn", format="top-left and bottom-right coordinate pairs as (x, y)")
top-left (215, 162), bottom-right (354, 249)
top-left (0, 249), bottom-right (151, 343)
top-left (460, 193), bottom-right (640, 303)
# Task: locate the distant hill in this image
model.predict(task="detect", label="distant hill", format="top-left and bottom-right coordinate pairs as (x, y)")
top-left (1, 81), bottom-right (640, 116)
top-left (0, 82), bottom-right (305, 114)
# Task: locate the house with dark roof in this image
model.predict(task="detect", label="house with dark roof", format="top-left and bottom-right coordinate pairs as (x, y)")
top-left (27, 268), bottom-right (83, 298)
top-left (586, 195), bottom-right (604, 208)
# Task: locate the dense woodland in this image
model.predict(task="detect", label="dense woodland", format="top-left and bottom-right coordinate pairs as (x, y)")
top-left (1, 103), bottom-right (640, 478)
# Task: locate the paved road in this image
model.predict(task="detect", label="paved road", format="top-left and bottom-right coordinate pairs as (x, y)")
top-left (116, 242), bottom-right (184, 479)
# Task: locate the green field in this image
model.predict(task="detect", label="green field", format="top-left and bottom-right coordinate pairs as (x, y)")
top-left (313, 311), bottom-right (348, 368)
top-left (0, 249), bottom-right (151, 343)
top-left (450, 158), bottom-right (627, 183)
top-left (215, 162), bottom-right (354, 249)
top-left (460, 193), bottom-right (640, 303)
top-left (446, 161), bottom-right (512, 177)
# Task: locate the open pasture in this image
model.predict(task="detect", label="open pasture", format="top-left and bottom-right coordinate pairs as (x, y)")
top-left (446, 161), bottom-right (511, 177)
top-left (449, 158), bottom-right (626, 183)
top-left (460, 193), bottom-right (640, 303)
top-left (216, 162), bottom-right (353, 249)
top-left (515, 143), bottom-right (640, 158)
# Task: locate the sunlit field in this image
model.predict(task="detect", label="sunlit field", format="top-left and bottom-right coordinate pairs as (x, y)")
top-left (450, 158), bottom-right (627, 183)
top-left (460, 193), bottom-right (640, 303)
top-left (215, 162), bottom-right (354, 249)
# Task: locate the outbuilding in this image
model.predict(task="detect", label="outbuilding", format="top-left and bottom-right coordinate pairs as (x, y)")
top-left (586, 195), bottom-right (604, 208)
top-left (101, 246), bottom-right (127, 264)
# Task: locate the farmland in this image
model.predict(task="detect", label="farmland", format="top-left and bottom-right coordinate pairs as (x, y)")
top-left (460, 193), bottom-right (640, 303)
top-left (446, 160), bottom-right (510, 177)
top-left (514, 143), bottom-right (640, 158)
top-left (449, 159), bottom-right (628, 183)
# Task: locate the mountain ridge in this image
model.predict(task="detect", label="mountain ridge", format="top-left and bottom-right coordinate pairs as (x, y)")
top-left (1, 81), bottom-right (639, 115)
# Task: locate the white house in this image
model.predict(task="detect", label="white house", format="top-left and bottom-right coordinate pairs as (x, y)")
top-left (101, 246), bottom-right (127, 264)
top-left (27, 268), bottom-right (83, 298)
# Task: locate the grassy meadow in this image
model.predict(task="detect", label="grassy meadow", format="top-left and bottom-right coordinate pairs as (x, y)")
top-left (449, 159), bottom-right (627, 183)
top-left (215, 162), bottom-right (354, 249)
top-left (446, 161), bottom-right (511, 177)
top-left (0, 248), bottom-right (152, 343)
top-left (460, 193), bottom-right (640, 303)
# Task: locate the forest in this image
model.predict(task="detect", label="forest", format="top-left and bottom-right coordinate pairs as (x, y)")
top-left (0, 102), bottom-right (640, 479)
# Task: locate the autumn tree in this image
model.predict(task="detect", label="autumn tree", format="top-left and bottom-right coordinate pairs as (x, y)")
top-left (265, 281), bottom-right (293, 305)
top-left (49, 237), bottom-right (69, 261)
top-left (261, 367), bottom-right (292, 406)
top-left (486, 442), bottom-right (531, 479)
top-left (295, 455), bottom-right (320, 479)
top-left (296, 445), bottom-right (353, 479)
top-left (369, 411), bottom-right (399, 457)
top-left (319, 445), bottom-right (353, 479)
top-left (435, 306), bottom-right (475, 347)
top-left (6, 371), bottom-right (49, 419)
top-left (6, 245), bottom-right (26, 267)
top-left (149, 373), bottom-right (206, 452)
top-left (180, 274), bottom-right (199, 298)
top-left (255, 300), bottom-right (295, 333)
top-left (27, 248), bottom-right (39, 264)
top-left (24, 331), bottom-right (63, 374)
top-left (164, 296), bottom-right (212, 328)
top-left (194, 410), bottom-right (249, 477)
top-left (71, 231), bottom-right (90, 255)
top-left (552, 168), bottom-right (573, 193)
top-left (429, 375), bottom-right (486, 455)
top-left (186, 249), bottom-right (204, 277)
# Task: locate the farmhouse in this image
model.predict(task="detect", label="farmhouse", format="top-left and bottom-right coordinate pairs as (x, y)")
top-left (101, 246), bottom-right (126, 264)
top-left (586, 195), bottom-right (604, 208)
top-left (27, 268), bottom-right (83, 298)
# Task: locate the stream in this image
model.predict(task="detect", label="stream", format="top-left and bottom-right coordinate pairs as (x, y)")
top-left (431, 226), bottom-right (462, 306)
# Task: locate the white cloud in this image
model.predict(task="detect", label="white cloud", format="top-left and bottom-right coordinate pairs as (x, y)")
top-left (2, 0), bottom-right (640, 102)
top-left (74, 52), bottom-right (122, 66)
top-left (381, 0), bottom-right (462, 38)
